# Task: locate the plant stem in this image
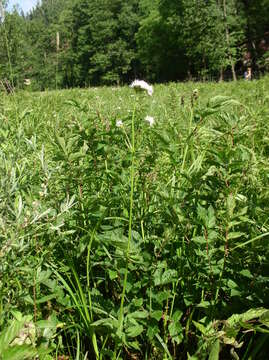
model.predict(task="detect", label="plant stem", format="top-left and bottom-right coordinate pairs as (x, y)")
top-left (118, 102), bottom-right (136, 332)
top-left (181, 107), bottom-right (193, 172)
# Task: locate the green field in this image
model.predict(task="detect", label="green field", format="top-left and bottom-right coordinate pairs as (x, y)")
top-left (1, 78), bottom-right (269, 359)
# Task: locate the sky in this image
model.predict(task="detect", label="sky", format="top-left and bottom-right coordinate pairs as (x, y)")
top-left (7, 0), bottom-right (39, 13)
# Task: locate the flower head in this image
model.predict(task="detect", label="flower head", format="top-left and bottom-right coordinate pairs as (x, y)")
top-left (24, 78), bottom-right (31, 86)
top-left (145, 115), bottom-right (155, 127)
top-left (116, 120), bottom-right (123, 128)
top-left (130, 79), bottom-right (153, 96)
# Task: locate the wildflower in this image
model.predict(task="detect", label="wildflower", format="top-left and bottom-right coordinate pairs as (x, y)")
top-left (116, 120), bottom-right (123, 127)
top-left (24, 79), bottom-right (31, 86)
top-left (130, 79), bottom-right (153, 96)
top-left (145, 115), bottom-right (155, 127)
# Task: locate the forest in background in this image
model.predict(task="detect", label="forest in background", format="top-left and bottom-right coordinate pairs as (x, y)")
top-left (0, 0), bottom-right (269, 90)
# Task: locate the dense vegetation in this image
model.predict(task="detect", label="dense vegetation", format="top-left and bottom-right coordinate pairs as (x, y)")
top-left (0, 0), bottom-right (269, 89)
top-left (1, 0), bottom-right (269, 358)
top-left (0, 78), bottom-right (269, 359)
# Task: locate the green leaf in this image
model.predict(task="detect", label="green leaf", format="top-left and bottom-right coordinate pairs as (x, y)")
top-left (36, 294), bottom-right (56, 304)
top-left (232, 232), bottom-right (269, 250)
top-left (90, 318), bottom-right (116, 331)
top-left (56, 135), bottom-right (66, 154)
top-left (36, 316), bottom-right (59, 329)
top-left (227, 308), bottom-right (268, 327)
top-left (154, 333), bottom-right (173, 359)
top-left (260, 311), bottom-right (269, 327)
top-left (172, 310), bottom-right (183, 322)
top-left (161, 269), bottom-right (178, 285)
top-left (155, 291), bottom-right (172, 304)
top-left (127, 310), bottom-right (149, 319)
top-left (227, 280), bottom-right (238, 289)
top-left (0, 319), bottom-right (26, 352)
top-left (36, 269), bottom-right (52, 285)
top-left (153, 267), bottom-right (163, 286)
top-left (168, 321), bottom-right (183, 339)
top-left (207, 206), bottom-right (216, 228)
top-left (227, 232), bottom-right (244, 240)
top-left (239, 269), bottom-right (253, 279)
top-left (192, 320), bottom-right (207, 335)
top-left (147, 323), bottom-right (159, 339)
top-left (227, 193), bottom-right (235, 219)
top-left (108, 269), bottom-right (118, 280)
top-left (151, 310), bottom-right (163, 321)
top-left (132, 298), bottom-right (143, 307)
top-left (209, 340), bottom-right (220, 360)
top-left (193, 236), bottom-right (206, 244)
top-left (126, 324), bottom-right (144, 338)
top-left (2, 345), bottom-right (38, 360)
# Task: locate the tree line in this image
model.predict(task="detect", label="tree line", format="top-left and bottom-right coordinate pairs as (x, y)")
top-left (0, 0), bottom-right (268, 90)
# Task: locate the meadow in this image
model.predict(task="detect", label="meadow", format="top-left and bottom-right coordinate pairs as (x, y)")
top-left (0, 78), bottom-right (269, 359)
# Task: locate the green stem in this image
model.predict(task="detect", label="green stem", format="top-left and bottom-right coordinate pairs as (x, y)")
top-left (118, 102), bottom-right (136, 332)
top-left (181, 107), bottom-right (193, 172)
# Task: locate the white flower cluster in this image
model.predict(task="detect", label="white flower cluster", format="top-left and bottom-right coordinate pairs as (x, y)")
top-left (24, 78), bottom-right (31, 86)
top-left (130, 79), bottom-right (153, 96)
top-left (145, 115), bottom-right (155, 127)
top-left (116, 120), bottom-right (123, 128)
